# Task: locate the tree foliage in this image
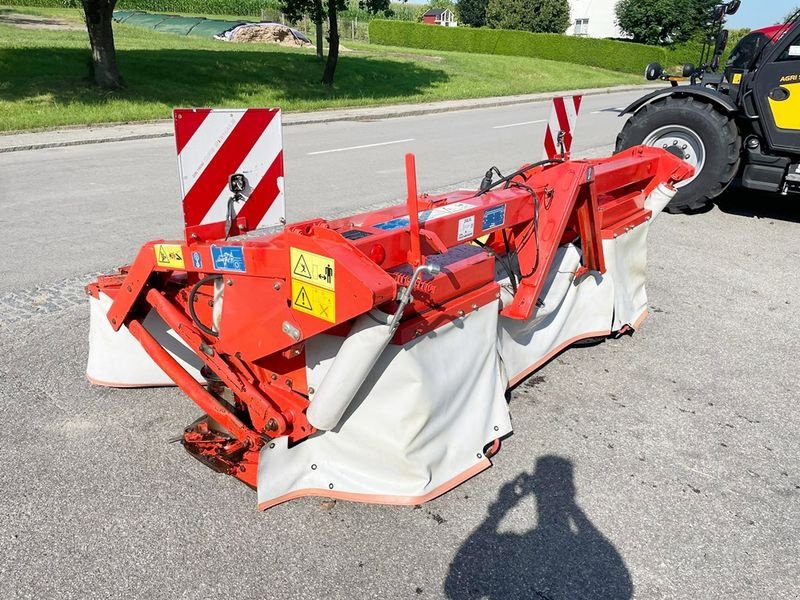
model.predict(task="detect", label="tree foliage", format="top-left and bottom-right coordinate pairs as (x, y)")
top-left (485, 0), bottom-right (569, 34)
top-left (457, 0), bottom-right (488, 27)
top-left (615, 0), bottom-right (718, 46)
top-left (785, 6), bottom-right (800, 23)
top-left (427, 0), bottom-right (455, 10)
top-left (281, 0), bottom-right (392, 85)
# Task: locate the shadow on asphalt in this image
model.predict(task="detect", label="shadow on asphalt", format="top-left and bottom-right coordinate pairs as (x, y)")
top-left (715, 185), bottom-right (800, 224)
top-left (445, 455), bottom-right (632, 600)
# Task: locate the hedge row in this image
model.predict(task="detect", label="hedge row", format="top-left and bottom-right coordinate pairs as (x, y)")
top-left (1, 0), bottom-right (417, 20)
top-left (369, 20), bottom-right (701, 75)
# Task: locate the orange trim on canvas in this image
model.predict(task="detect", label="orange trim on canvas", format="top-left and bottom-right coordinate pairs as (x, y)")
top-left (85, 374), bottom-right (203, 389)
top-left (507, 329), bottom-right (611, 388)
top-left (257, 458), bottom-right (491, 511)
top-left (632, 309), bottom-right (648, 330)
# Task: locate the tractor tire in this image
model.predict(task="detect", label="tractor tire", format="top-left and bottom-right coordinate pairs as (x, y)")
top-left (615, 96), bottom-right (741, 214)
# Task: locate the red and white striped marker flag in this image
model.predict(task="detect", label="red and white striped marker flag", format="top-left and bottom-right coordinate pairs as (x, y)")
top-left (543, 95), bottom-right (583, 160)
top-left (174, 108), bottom-right (285, 234)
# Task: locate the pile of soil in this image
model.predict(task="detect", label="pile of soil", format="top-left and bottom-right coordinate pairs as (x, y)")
top-left (229, 24), bottom-right (310, 47)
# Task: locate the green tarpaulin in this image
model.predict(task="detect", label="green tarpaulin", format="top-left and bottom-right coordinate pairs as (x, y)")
top-left (153, 16), bottom-right (205, 35)
top-left (111, 10), bottom-right (137, 23)
top-left (187, 19), bottom-right (247, 38)
top-left (112, 11), bottom-right (247, 39)
top-left (118, 12), bottom-right (171, 29)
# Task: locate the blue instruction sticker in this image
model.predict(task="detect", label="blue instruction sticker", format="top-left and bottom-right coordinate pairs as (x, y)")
top-left (211, 245), bottom-right (246, 272)
top-left (482, 205), bottom-right (506, 231)
top-left (191, 251), bottom-right (203, 269)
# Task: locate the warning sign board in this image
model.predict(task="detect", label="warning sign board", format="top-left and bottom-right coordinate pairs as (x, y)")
top-left (290, 247), bottom-right (335, 291)
top-left (291, 279), bottom-right (335, 322)
top-left (154, 244), bottom-right (185, 269)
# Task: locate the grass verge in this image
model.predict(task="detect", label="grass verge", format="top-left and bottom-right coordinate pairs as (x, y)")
top-left (0, 6), bottom-right (642, 132)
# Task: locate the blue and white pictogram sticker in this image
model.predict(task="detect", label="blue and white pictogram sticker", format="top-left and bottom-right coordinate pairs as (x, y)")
top-left (481, 205), bottom-right (506, 231)
top-left (373, 216), bottom-right (410, 231)
top-left (191, 251), bottom-right (203, 269)
top-left (373, 202), bottom-right (475, 232)
top-left (211, 245), bottom-right (246, 272)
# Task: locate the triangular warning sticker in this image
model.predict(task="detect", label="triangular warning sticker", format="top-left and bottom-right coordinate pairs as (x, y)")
top-left (293, 255), bottom-right (312, 279)
top-left (294, 286), bottom-right (313, 311)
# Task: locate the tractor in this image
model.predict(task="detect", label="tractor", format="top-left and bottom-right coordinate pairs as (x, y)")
top-left (616, 1), bottom-right (800, 213)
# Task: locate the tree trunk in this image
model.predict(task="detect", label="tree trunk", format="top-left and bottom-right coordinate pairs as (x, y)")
top-left (82, 0), bottom-right (123, 89)
top-left (314, 0), bottom-right (324, 60)
top-left (321, 0), bottom-right (339, 86)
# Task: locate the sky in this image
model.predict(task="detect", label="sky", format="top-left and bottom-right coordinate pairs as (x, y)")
top-left (725, 0), bottom-right (797, 29)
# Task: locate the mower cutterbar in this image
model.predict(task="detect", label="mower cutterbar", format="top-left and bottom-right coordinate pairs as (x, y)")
top-left (87, 146), bottom-right (691, 509)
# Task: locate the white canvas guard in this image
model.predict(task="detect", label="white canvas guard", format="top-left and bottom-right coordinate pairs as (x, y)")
top-left (87, 292), bottom-right (203, 387)
top-left (257, 301), bottom-right (512, 509)
top-left (496, 243), bottom-right (615, 387)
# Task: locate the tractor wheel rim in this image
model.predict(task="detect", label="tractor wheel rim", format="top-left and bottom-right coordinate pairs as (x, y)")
top-left (643, 125), bottom-right (706, 188)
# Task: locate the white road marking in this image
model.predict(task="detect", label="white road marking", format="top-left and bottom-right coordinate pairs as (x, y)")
top-left (492, 119), bottom-right (547, 129)
top-left (307, 138), bottom-right (415, 156)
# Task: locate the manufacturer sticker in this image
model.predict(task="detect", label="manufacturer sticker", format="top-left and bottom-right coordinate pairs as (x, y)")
top-left (211, 245), bottom-right (246, 272)
top-left (457, 215), bottom-right (475, 241)
top-left (154, 244), bottom-right (185, 269)
top-left (482, 205), bottom-right (506, 231)
top-left (290, 248), bottom-right (335, 291)
top-left (291, 279), bottom-right (336, 322)
top-left (191, 251), bottom-right (203, 269)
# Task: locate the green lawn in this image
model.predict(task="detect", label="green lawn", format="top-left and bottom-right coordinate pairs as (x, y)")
top-left (0, 6), bottom-right (642, 132)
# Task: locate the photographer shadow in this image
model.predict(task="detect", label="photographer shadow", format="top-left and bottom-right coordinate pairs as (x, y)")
top-left (445, 455), bottom-right (632, 600)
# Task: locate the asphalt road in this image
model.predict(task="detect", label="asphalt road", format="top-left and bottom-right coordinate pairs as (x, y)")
top-left (1, 90), bottom-right (798, 600)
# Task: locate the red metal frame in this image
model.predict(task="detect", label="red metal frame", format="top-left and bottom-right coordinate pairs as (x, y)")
top-left (89, 146), bottom-right (692, 486)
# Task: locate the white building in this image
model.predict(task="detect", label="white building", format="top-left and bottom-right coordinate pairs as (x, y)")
top-left (565, 0), bottom-right (624, 39)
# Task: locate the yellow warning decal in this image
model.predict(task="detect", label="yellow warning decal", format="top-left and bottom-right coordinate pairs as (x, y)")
top-left (290, 247), bottom-right (335, 291)
top-left (154, 244), bottom-right (185, 269)
top-left (732, 72), bottom-right (742, 85)
top-left (291, 279), bottom-right (336, 322)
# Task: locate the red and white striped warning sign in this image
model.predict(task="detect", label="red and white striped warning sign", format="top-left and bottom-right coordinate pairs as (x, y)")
top-left (174, 108), bottom-right (285, 232)
top-left (543, 95), bottom-right (583, 160)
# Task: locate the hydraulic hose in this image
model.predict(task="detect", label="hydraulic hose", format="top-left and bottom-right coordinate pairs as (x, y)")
top-left (188, 274), bottom-right (223, 337)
